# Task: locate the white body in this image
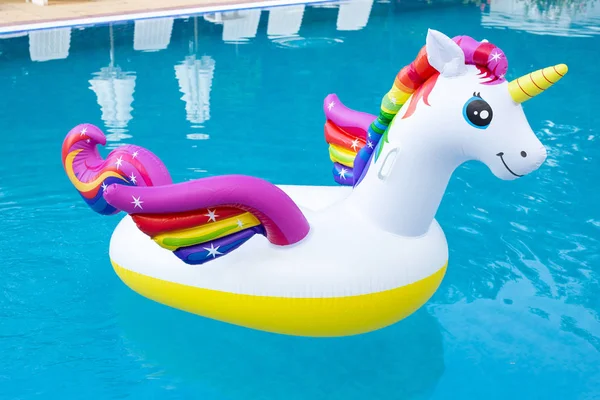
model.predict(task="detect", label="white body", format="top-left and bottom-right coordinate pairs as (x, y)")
top-left (110, 185), bottom-right (448, 297)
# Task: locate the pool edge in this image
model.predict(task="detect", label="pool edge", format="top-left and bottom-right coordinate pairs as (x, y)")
top-left (0, 0), bottom-right (335, 35)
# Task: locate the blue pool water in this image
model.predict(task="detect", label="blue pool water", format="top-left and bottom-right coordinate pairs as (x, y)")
top-left (1, 0), bottom-right (599, 398)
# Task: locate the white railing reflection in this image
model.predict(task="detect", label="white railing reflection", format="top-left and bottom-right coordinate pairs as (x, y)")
top-left (175, 17), bottom-right (215, 141)
top-left (203, 9), bottom-right (262, 43)
top-left (267, 5), bottom-right (306, 39)
top-left (133, 17), bottom-right (175, 52)
top-left (336, 0), bottom-right (375, 31)
top-left (311, 0), bottom-right (375, 31)
top-left (89, 66), bottom-right (136, 143)
top-left (200, 0), bottom-right (376, 42)
top-left (28, 27), bottom-right (71, 62)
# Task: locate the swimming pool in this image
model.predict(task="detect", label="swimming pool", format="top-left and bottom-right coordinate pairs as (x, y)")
top-left (1, 0), bottom-right (599, 398)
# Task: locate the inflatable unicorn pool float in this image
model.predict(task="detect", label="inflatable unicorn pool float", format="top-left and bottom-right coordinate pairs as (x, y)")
top-left (62, 30), bottom-right (568, 337)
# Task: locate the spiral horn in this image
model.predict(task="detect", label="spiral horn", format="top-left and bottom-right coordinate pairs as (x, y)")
top-left (508, 64), bottom-right (568, 103)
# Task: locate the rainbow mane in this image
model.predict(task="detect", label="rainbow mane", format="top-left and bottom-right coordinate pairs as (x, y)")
top-left (324, 35), bottom-right (508, 187)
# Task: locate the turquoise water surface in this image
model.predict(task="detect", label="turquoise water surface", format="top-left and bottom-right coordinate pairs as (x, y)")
top-left (1, 0), bottom-right (599, 398)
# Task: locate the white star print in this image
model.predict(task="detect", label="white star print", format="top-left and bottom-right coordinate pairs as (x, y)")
top-left (129, 173), bottom-right (137, 185)
top-left (367, 132), bottom-right (372, 139)
top-left (499, 73), bottom-right (505, 80)
top-left (205, 209), bottom-right (219, 222)
top-left (490, 52), bottom-right (502, 62)
top-left (131, 195), bottom-right (143, 209)
top-left (101, 182), bottom-right (108, 192)
top-left (367, 140), bottom-right (374, 149)
top-left (115, 156), bottom-right (123, 169)
top-left (86, 139), bottom-right (91, 143)
top-left (80, 127), bottom-right (87, 136)
top-left (351, 139), bottom-right (360, 151)
top-left (204, 243), bottom-right (222, 258)
top-left (132, 151), bottom-right (139, 159)
top-left (327, 101), bottom-right (335, 111)
top-left (390, 96), bottom-right (397, 105)
top-left (338, 167), bottom-right (348, 179)
top-left (237, 219), bottom-right (244, 228)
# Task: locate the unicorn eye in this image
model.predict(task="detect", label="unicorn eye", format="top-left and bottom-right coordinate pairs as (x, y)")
top-left (463, 95), bottom-right (493, 129)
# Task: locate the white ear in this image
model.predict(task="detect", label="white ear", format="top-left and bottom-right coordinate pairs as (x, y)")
top-left (426, 29), bottom-right (467, 77)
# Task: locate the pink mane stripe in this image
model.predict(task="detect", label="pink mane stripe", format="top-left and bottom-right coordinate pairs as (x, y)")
top-left (453, 35), bottom-right (507, 85)
top-left (103, 175), bottom-right (310, 246)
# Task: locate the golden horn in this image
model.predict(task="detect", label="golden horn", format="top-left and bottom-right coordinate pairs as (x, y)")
top-left (508, 64), bottom-right (568, 103)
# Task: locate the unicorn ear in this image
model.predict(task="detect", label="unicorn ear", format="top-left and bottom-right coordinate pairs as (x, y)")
top-left (426, 29), bottom-right (467, 77)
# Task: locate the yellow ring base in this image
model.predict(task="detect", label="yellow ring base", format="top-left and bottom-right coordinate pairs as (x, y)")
top-left (112, 261), bottom-right (447, 337)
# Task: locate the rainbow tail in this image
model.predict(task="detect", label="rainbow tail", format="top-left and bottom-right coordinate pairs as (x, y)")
top-left (324, 94), bottom-right (377, 186)
top-left (61, 123), bottom-right (173, 215)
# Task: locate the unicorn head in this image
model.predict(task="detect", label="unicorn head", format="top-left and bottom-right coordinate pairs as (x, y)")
top-left (337, 29), bottom-right (568, 236)
top-left (367, 29), bottom-right (568, 182)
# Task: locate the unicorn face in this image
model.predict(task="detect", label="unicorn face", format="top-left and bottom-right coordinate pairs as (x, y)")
top-left (427, 68), bottom-right (549, 180)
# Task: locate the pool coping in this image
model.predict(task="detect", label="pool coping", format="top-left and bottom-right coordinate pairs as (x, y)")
top-left (0, 0), bottom-right (333, 35)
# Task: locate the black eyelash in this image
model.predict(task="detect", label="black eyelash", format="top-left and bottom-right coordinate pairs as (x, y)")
top-left (473, 92), bottom-right (482, 98)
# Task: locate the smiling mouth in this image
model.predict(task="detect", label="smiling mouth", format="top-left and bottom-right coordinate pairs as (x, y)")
top-left (496, 152), bottom-right (523, 177)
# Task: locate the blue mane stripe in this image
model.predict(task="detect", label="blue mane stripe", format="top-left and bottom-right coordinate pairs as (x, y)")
top-left (352, 121), bottom-right (385, 186)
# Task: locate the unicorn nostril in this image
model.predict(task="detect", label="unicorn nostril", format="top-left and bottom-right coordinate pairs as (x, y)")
top-left (521, 151), bottom-right (527, 158)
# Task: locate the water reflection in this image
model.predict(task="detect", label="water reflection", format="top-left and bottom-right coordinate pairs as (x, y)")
top-left (203, 9), bottom-right (262, 43)
top-left (0, 29), bottom-right (72, 62)
top-left (267, 5), bottom-right (306, 39)
top-left (88, 25), bottom-right (136, 146)
top-left (29, 27), bottom-right (71, 62)
top-left (312, 0), bottom-right (375, 31)
top-left (175, 17), bottom-right (215, 137)
top-left (481, 0), bottom-right (600, 36)
top-left (336, 0), bottom-right (375, 30)
top-left (133, 17), bottom-right (175, 52)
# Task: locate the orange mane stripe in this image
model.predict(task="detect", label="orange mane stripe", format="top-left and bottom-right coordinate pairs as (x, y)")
top-left (394, 75), bottom-right (416, 94)
top-left (398, 67), bottom-right (421, 91)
